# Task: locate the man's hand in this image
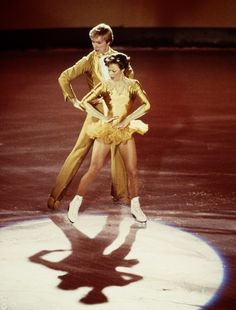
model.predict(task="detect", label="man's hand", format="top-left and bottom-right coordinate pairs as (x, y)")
top-left (70, 98), bottom-right (84, 111)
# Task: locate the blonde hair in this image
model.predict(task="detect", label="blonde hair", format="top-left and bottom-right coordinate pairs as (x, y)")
top-left (89, 23), bottom-right (114, 43)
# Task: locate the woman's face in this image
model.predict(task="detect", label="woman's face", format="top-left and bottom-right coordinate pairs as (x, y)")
top-left (108, 63), bottom-right (124, 81)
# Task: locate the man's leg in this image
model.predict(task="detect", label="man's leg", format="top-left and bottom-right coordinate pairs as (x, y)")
top-left (48, 116), bottom-right (93, 209)
top-left (110, 144), bottom-right (130, 204)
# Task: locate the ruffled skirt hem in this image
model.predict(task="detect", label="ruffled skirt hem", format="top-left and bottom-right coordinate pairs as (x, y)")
top-left (86, 120), bottom-right (148, 145)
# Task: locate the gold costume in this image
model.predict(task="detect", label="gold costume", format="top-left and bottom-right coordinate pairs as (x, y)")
top-left (48, 48), bottom-right (134, 208)
top-left (81, 79), bottom-right (150, 144)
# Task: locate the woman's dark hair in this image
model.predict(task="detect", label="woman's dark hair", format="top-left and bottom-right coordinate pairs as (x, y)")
top-left (104, 53), bottom-right (130, 70)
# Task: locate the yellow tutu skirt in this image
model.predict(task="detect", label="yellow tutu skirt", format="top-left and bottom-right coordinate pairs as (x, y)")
top-left (86, 120), bottom-right (149, 145)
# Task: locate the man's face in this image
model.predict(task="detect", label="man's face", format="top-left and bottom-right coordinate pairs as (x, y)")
top-left (91, 35), bottom-right (110, 55)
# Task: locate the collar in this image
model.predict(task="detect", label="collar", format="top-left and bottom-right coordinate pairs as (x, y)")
top-left (96, 47), bottom-right (114, 58)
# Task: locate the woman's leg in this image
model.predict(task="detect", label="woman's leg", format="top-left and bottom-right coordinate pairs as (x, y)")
top-left (110, 145), bottom-right (129, 204)
top-left (118, 138), bottom-right (138, 198)
top-left (77, 139), bottom-right (111, 196)
top-left (68, 139), bottom-right (110, 223)
top-left (118, 138), bottom-right (147, 223)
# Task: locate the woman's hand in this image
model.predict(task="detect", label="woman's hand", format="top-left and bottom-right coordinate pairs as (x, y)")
top-left (104, 115), bottom-right (119, 123)
top-left (113, 119), bottom-right (129, 129)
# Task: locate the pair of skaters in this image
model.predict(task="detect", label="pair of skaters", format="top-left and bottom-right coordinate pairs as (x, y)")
top-left (48, 23), bottom-right (151, 223)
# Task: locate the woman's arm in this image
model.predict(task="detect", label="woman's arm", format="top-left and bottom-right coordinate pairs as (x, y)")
top-left (84, 102), bottom-right (107, 121)
top-left (80, 83), bottom-right (117, 122)
top-left (115, 80), bottom-right (151, 128)
top-left (127, 80), bottom-right (151, 121)
top-left (79, 82), bottom-right (106, 120)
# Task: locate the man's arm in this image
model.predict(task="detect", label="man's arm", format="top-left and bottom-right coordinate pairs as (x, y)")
top-left (58, 55), bottom-right (90, 102)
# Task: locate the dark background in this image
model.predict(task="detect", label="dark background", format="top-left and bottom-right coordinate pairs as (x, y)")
top-left (1, 0), bottom-right (236, 49)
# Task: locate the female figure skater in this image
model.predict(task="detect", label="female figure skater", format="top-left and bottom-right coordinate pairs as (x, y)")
top-left (68, 53), bottom-right (150, 223)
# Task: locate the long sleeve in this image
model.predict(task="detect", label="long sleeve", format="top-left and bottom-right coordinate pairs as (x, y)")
top-left (80, 83), bottom-right (107, 121)
top-left (58, 47), bottom-right (135, 104)
top-left (126, 80), bottom-right (151, 122)
top-left (84, 103), bottom-right (107, 121)
top-left (58, 56), bottom-right (91, 102)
